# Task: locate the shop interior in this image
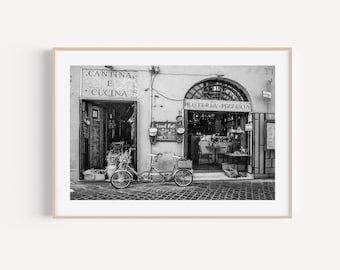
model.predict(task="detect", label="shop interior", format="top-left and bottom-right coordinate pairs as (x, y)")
top-left (80, 100), bottom-right (137, 177)
top-left (187, 111), bottom-right (249, 171)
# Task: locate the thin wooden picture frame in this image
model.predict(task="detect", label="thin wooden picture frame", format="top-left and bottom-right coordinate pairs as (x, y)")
top-left (53, 47), bottom-right (292, 218)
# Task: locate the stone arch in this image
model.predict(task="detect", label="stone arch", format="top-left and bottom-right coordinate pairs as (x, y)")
top-left (185, 77), bottom-right (252, 106)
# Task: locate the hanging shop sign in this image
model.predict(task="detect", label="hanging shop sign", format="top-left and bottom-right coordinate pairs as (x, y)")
top-left (184, 99), bottom-right (251, 112)
top-left (262, 90), bottom-right (272, 99)
top-left (245, 123), bottom-right (253, 131)
top-left (81, 68), bottom-right (138, 100)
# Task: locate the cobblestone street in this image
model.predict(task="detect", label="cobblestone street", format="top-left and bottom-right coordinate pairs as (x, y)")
top-left (71, 179), bottom-right (275, 200)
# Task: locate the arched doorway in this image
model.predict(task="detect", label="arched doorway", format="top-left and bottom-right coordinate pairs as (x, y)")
top-left (184, 78), bottom-right (252, 173)
top-left (184, 78), bottom-right (250, 102)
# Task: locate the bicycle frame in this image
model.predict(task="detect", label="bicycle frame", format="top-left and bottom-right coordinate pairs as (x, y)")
top-left (141, 155), bottom-right (182, 182)
top-left (110, 148), bottom-right (193, 188)
top-left (143, 165), bottom-right (170, 181)
top-left (117, 148), bottom-right (191, 182)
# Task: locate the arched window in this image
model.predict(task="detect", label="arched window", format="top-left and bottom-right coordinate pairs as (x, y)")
top-left (185, 79), bottom-right (248, 101)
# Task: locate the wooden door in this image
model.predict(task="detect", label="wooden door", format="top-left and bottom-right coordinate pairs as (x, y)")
top-left (79, 100), bottom-right (89, 177)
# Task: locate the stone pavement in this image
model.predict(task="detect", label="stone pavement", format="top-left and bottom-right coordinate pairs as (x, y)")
top-left (70, 179), bottom-right (275, 200)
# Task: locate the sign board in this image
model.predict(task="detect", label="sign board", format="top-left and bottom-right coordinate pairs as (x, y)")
top-left (262, 91), bottom-right (272, 99)
top-left (184, 99), bottom-right (251, 112)
top-left (245, 123), bottom-right (253, 131)
top-left (81, 68), bottom-right (138, 100)
top-left (153, 121), bottom-right (177, 142)
top-left (265, 121), bottom-right (275, 150)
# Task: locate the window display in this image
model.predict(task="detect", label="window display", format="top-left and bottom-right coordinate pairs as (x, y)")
top-left (187, 111), bottom-right (249, 171)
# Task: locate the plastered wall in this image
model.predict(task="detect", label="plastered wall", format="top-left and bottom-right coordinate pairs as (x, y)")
top-left (70, 66), bottom-right (275, 178)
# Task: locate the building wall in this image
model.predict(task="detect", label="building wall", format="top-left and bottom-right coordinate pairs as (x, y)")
top-left (70, 67), bottom-right (80, 179)
top-left (70, 66), bottom-right (275, 180)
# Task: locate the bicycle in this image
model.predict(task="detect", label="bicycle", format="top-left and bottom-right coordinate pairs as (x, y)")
top-left (110, 148), bottom-right (193, 189)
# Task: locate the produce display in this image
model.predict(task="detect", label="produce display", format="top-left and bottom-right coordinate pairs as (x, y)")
top-left (82, 147), bottom-right (132, 180)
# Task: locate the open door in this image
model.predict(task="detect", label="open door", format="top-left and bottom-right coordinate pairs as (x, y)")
top-left (79, 100), bottom-right (89, 178)
top-left (80, 100), bottom-right (138, 178)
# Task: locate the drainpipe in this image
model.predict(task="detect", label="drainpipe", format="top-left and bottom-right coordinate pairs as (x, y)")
top-left (150, 71), bottom-right (154, 122)
top-left (149, 66), bottom-right (160, 155)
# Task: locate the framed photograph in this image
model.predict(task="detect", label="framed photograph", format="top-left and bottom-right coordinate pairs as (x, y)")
top-left (53, 48), bottom-right (292, 218)
top-left (92, 108), bottom-right (98, 120)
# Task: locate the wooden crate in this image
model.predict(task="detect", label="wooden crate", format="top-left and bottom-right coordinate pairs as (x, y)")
top-left (178, 160), bottom-right (193, 169)
top-left (83, 172), bottom-right (106, 181)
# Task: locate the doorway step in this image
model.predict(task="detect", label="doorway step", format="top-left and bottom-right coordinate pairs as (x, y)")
top-left (193, 172), bottom-right (254, 181)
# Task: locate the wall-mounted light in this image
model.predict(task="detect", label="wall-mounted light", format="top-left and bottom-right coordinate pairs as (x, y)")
top-left (150, 66), bottom-right (160, 74)
top-left (266, 78), bottom-right (273, 91)
top-left (105, 65), bottom-right (114, 71)
top-left (263, 79), bottom-right (273, 100)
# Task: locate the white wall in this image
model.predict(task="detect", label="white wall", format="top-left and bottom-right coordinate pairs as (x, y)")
top-left (1, 0), bottom-right (340, 270)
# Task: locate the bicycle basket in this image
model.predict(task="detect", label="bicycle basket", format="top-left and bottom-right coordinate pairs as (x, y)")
top-left (178, 159), bottom-right (192, 169)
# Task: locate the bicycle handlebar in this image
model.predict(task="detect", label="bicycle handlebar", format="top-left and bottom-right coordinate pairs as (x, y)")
top-left (173, 154), bottom-right (185, 159)
top-left (149, 153), bottom-right (163, 157)
top-left (149, 153), bottom-right (186, 159)
top-left (127, 149), bottom-right (186, 160)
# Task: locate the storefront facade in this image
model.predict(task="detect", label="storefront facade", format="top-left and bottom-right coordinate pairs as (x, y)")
top-left (70, 65), bottom-right (275, 180)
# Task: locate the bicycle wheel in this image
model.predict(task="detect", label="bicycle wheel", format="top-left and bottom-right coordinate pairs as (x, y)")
top-left (110, 170), bottom-right (132, 189)
top-left (174, 169), bottom-right (193, 187)
top-left (140, 171), bottom-right (164, 183)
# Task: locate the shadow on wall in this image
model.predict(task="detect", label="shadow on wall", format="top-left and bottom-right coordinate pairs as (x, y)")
top-left (153, 152), bottom-right (177, 172)
top-left (42, 50), bottom-right (52, 216)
